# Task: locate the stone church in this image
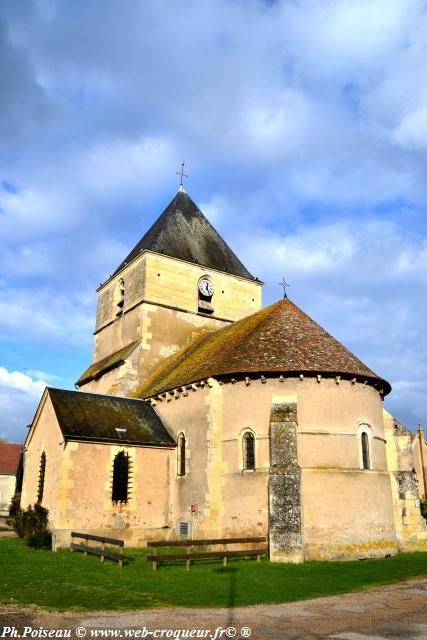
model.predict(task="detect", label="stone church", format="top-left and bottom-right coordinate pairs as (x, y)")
top-left (21, 187), bottom-right (427, 561)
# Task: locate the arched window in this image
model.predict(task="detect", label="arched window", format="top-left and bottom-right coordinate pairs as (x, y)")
top-left (243, 432), bottom-right (255, 470)
top-left (37, 452), bottom-right (46, 504)
top-left (361, 432), bottom-right (370, 470)
top-left (112, 451), bottom-right (131, 504)
top-left (116, 279), bottom-right (125, 317)
top-left (177, 433), bottom-right (186, 477)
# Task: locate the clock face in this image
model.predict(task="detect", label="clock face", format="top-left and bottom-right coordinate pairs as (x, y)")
top-left (198, 278), bottom-right (214, 297)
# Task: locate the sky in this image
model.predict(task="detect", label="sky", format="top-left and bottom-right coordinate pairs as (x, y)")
top-left (1, 0), bottom-right (427, 442)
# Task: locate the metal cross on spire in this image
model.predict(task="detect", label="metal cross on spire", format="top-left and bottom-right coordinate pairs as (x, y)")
top-left (278, 277), bottom-right (290, 299)
top-left (176, 161), bottom-right (188, 190)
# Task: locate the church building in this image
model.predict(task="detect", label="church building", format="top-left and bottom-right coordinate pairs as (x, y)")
top-left (21, 187), bottom-right (427, 561)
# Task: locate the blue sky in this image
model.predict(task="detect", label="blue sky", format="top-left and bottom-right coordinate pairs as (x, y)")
top-left (1, 0), bottom-right (427, 441)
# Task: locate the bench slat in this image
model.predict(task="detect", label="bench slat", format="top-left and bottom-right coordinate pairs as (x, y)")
top-left (147, 548), bottom-right (267, 562)
top-left (148, 536), bottom-right (266, 548)
top-left (71, 532), bottom-right (124, 546)
top-left (71, 543), bottom-right (122, 560)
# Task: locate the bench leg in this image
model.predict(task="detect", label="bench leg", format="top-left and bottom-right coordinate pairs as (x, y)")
top-left (256, 554), bottom-right (260, 562)
top-left (186, 558), bottom-right (191, 571)
top-left (152, 561), bottom-right (157, 571)
top-left (223, 556), bottom-right (227, 567)
top-left (119, 557), bottom-right (123, 568)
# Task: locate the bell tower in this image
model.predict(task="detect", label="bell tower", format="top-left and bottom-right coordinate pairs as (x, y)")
top-left (76, 188), bottom-right (262, 396)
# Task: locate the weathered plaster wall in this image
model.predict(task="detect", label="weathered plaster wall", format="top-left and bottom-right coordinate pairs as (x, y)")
top-left (153, 385), bottom-right (214, 539)
top-left (52, 442), bottom-right (174, 547)
top-left (21, 396), bottom-right (64, 526)
top-left (22, 394), bottom-right (175, 548)
top-left (0, 475), bottom-right (16, 515)
top-left (155, 375), bottom-right (396, 560)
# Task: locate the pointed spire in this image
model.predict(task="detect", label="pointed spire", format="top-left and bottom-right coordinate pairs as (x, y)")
top-left (112, 190), bottom-right (254, 280)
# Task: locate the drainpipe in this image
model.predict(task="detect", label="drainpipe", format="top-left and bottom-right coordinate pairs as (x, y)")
top-left (418, 424), bottom-right (427, 499)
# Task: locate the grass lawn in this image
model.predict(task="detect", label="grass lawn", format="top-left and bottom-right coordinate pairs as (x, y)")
top-left (1, 538), bottom-right (427, 612)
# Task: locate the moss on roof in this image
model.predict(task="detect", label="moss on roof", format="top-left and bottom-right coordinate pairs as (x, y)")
top-left (48, 388), bottom-right (174, 446)
top-left (134, 298), bottom-right (391, 398)
top-left (76, 340), bottom-right (140, 387)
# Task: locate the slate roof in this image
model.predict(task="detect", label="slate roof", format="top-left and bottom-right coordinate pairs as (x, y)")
top-left (47, 388), bottom-right (174, 446)
top-left (0, 443), bottom-right (22, 475)
top-left (113, 189), bottom-right (255, 280)
top-left (76, 340), bottom-right (140, 387)
top-left (134, 298), bottom-right (391, 397)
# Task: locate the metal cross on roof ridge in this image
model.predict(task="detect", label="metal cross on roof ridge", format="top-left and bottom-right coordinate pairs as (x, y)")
top-left (176, 161), bottom-right (188, 187)
top-left (278, 277), bottom-right (290, 299)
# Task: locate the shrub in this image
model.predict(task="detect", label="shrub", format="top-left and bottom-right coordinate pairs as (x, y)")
top-left (9, 493), bottom-right (21, 518)
top-left (27, 530), bottom-right (52, 550)
top-left (421, 498), bottom-right (427, 521)
top-left (8, 501), bottom-right (51, 547)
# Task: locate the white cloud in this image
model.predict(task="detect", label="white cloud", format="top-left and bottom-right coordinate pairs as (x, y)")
top-left (0, 286), bottom-right (94, 347)
top-left (394, 102), bottom-right (427, 150)
top-left (0, 0), bottom-right (427, 432)
top-left (0, 367), bottom-right (46, 396)
top-left (26, 369), bottom-right (61, 382)
top-left (0, 367), bottom-right (46, 442)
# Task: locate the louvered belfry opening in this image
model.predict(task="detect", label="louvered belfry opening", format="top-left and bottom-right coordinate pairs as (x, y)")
top-left (37, 452), bottom-right (46, 504)
top-left (243, 432), bottom-right (255, 470)
top-left (112, 451), bottom-right (132, 504)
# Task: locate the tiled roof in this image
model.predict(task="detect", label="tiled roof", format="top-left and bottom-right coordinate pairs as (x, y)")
top-left (0, 443), bottom-right (22, 475)
top-left (47, 388), bottom-right (174, 446)
top-left (134, 298), bottom-right (391, 397)
top-left (76, 340), bottom-right (140, 387)
top-left (113, 189), bottom-right (255, 280)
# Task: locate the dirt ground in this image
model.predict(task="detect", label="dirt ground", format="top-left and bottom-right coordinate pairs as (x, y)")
top-left (1, 576), bottom-right (427, 640)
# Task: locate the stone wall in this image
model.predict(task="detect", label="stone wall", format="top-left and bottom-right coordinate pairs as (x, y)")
top-left (384, 410), bottom-right (427, 550)
top-left (412, 426), bottom-right (427, 500)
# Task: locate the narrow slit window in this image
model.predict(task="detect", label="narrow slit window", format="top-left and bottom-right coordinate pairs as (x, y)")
top-left (37, 452), bottom-right (46, 504)
top-left (112, 451), bottom-right (131, 504)
top-left (243, 432), bottom-right (255, 470)
top-left (361, 432), bottom-right (370, 470)
top-left (116, 279), bottom-right (125, 317)
top-left (177, 433), bottom-right (186, 476)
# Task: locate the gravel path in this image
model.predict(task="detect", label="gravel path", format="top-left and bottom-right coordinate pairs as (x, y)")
top-left (1, 576), bottom-right (427, 640)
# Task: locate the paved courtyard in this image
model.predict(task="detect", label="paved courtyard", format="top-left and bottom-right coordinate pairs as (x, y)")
top-left (1, 576), bottom-right (427, 640)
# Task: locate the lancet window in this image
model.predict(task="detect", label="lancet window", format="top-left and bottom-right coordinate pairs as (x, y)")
top-left (243, 431), bottom-right (255, 470)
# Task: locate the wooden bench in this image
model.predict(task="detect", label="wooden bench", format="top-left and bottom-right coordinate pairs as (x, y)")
top-left (147, 536), bottom-right (268, 570)
top-left (70, 532), bottom-right (124, 567)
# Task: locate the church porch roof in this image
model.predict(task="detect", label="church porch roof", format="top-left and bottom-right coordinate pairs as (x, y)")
top-left (76, 340), bottom-right (140, 387)
top-left (134, 298), bottom-right (391, 398)
top-left (47, 388), bottom-right (174, 447)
